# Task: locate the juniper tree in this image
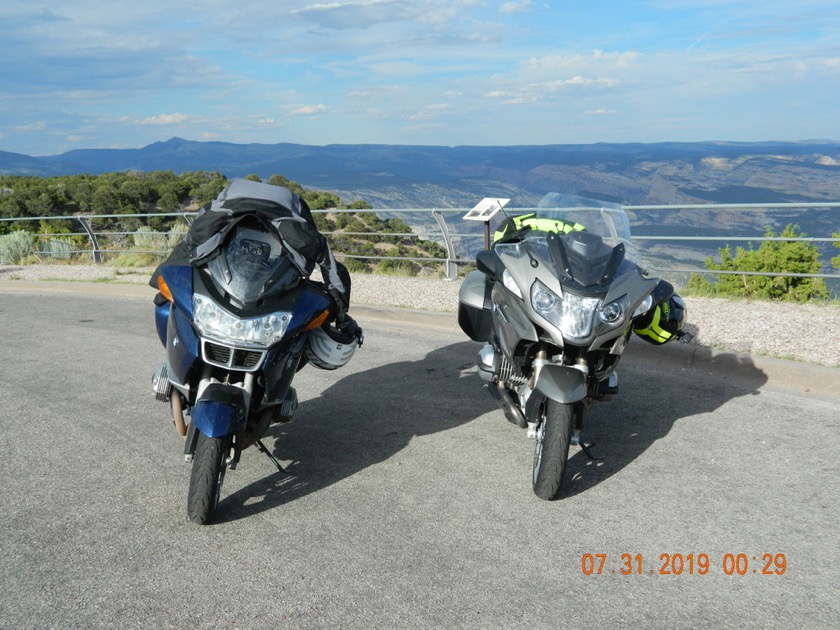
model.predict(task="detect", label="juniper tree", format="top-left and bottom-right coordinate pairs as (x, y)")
top-left (689, 224), bottom-right (828, 302)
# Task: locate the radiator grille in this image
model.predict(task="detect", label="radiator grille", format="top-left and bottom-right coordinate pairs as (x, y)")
top-left (234, 348), bottom-right (263, 369)
top-left (205, 342), bottom-right (232, 364)
top-left (202, 340), bottom-right (265, 372)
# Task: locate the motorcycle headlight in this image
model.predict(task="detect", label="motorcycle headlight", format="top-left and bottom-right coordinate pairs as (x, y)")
top-left (598, 296), bottom-right (630, 330)
top-left (530, 280), bottom-right (601, 341)
top-left (193, 295), bottom-right (292, 347)
top-left (598, 300), bottom-right (624, 325)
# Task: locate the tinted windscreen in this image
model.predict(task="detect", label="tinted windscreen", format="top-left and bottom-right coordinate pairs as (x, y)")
top-left (207, 225), bottom-right (300, 307)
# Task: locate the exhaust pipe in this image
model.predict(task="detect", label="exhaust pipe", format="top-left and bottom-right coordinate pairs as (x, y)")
top-left (152, 364), bottom-right (189, 437)
top-left (496, 383), bottom-right (527, 429)
top-left (171, 393), bottom-right (188, 438)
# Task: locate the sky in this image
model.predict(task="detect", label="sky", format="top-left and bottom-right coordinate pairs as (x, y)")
top-left (1, 0), bottom-right (839, 156)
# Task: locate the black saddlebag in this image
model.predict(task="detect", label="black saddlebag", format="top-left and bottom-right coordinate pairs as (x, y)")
top-left (458, 270), bottom-right (493, 342)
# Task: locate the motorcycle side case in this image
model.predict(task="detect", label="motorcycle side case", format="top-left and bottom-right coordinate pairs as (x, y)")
top-left (458, 270), bottom-right (493, 342)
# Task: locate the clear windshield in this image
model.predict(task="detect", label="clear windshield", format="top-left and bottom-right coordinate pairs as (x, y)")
top-left (206, 224), bottom-right (300, 307)
top-left (532, 193), bottom-right (640, 264)
top-left (492, 193), bottom-right (643, 290)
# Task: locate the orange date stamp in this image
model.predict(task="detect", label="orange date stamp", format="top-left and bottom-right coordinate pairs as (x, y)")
top-left (580, 553), bottom-right (787, 576)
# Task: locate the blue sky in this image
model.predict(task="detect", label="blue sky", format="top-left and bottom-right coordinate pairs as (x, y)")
top-left (1, 0), bottom-right (839, 156)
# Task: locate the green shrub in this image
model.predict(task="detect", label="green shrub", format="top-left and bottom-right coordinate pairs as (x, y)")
top-left (109, 252), bottom-right (159, 267)
top-left (375, 258), bottom-right (418, 277)
top-left (690, 224), bottom-right (829, 302)
top-left (132, 227), bottom-right (172, 253)
top-left (38, 237), bottom-right (73, 259)
top-left (342, 258), bottom-right (370, 273)
top-left (0, 230), bottom-right (34, 264)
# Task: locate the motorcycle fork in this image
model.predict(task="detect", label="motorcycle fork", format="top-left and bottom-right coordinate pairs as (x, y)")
top-left (530, 344), bottom-right (600, 460)
top-left (569, 360), bottom-right (598, 459)
top-left (190, 365), bottom-right (254, 469)
top-left (549, 346), bottom-right (594, 447)
top-left (529, 347), bottom-right (549, 389)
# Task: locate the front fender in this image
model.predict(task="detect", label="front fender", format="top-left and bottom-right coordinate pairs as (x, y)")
top-left (535, 364), bottom-right (587, 404)
top-left (191, 384), bottom-right (247, 438)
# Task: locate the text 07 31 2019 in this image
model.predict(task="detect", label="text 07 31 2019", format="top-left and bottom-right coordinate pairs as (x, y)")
top-left (580, 553), bottom-right (787, 576)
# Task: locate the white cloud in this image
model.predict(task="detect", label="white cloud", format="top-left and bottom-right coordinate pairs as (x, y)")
top-left (525, 50), bottom-right (641, 75)
top-left (3, 0), bottom-right (840, 153)
top-left (549, 76), bottom-right (619, 89)
top-left (289, 0), bottom-right (423, 29)
top-left (138, 113), bottom-right (191, 126)
top-left (288, 104), bottom-right (328, 116)
top-left (485, 76), bottom-right (620, 104)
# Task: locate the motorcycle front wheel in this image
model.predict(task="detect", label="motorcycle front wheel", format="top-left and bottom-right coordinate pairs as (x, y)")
top-left (187, 432), bottom-right (231, 524)
top-left (532, 400), bottom-right (573, 500)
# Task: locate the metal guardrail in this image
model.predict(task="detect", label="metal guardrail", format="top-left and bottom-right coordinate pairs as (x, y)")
top-left (626, 202), bottom-right (840, 283)
top-left (1, 204), bottom-right (839, 285)
top-left (425, 203), bottom-right (840, 283)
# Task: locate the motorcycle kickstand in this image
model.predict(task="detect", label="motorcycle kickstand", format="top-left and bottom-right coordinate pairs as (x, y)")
top-left (256, 439), bottom-right (288, 474)
top-left (572, 432), bottom-right (603, 461)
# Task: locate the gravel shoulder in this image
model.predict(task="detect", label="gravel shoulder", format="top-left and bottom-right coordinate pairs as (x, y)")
top-left (2, 263), bottom-right (839, 368)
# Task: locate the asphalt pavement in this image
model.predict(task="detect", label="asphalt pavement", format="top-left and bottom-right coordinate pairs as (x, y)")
top-left (0, 286), bottom-right (838, 629)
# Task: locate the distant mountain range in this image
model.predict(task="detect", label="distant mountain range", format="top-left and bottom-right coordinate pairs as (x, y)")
top-left (3, 137), bottom-right (840, 209)
top-left (3, 137), bottom-right (839, 294)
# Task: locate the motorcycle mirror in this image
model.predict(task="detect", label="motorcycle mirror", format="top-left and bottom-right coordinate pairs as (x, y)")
top-left (651, 279), bottom-right (675, 306)
top-left (476, 250), bottom-right (503, 278)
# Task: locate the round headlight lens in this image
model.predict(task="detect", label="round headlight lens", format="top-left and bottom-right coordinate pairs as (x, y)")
top-left (598, 300), bottom-right (624, 324)
top-left (533, 289), bottom-right (558, 313)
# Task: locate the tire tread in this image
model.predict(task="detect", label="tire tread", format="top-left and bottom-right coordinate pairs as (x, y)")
top-left (532, 401), bottom-right (573, 501)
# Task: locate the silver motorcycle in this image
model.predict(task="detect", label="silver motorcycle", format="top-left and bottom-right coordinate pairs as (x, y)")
top-left (458, 193), bottom-right (682, 500)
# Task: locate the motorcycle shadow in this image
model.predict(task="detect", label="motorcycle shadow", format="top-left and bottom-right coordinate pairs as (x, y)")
top-left (214, 340), bottom-right (495, 523)
top-left (561, 351), bottom-right (768, 499)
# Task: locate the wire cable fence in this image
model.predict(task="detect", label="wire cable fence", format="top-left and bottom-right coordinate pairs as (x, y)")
top-left (2, 203), bottom-right (839, 290)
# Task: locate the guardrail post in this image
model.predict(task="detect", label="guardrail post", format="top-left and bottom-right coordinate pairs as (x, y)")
top-left (432, 209), bottom-right (458, 280)
top-left (76, 216), bottom-right (102, 263)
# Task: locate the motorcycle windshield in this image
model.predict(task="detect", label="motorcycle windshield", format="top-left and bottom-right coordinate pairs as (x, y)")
top-left (534, 193), bottom-right (640, 265)
top-left (206, 223), bottom-right (300, 307)
top-left (494, 193), bottom-right (643, 290)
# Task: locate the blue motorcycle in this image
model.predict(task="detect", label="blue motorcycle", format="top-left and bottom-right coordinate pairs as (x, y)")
top-left (151, 216), bottom-right (362, 524)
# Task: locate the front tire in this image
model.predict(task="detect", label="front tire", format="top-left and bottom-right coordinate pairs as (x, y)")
top-left (187, 432), bottom-right (230, 524)
top-left (532, 400), bottom-right (573, 500)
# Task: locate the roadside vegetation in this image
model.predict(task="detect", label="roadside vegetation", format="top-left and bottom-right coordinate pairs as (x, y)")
top-left (3, 171), bottom-right (838, 297)
top-left (686, 224), bottom-right (839, 303)
top-left (0, 171), bottom-right (448, 276)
